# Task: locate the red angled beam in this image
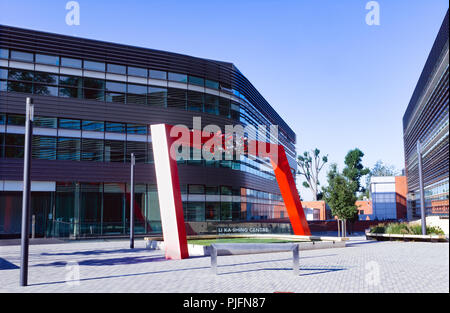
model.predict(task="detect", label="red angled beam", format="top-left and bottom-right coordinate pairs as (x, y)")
top-left (151, 124), bottom-right (311, 260)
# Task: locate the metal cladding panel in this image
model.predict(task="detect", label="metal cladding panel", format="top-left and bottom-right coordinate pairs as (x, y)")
top-left (0, 24), bottom-right (295, 143)
top-left (403, 9), bottom-right (449, 130)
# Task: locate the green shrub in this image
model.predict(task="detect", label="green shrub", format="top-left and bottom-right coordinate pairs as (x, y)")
top-left (409, 224), bottom-right (445, 235)
top-left (370, 224), bottom-right (386, 233)
top-left (385, 222), bottom-right (410, 235)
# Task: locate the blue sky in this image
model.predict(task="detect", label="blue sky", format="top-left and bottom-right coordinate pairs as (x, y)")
top-left (1, 0), bottom-right (448, 200)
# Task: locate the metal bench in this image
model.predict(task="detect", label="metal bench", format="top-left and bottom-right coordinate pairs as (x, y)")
top-left (210, 243), bottom-right (300, 275)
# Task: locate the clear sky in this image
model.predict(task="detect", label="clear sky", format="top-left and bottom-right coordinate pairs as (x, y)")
top-left (1, 0), bottom-right (448, 200)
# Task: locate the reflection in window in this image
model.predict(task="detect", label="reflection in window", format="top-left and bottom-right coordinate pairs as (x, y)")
top-left (168, 72), bottom-right (187, 83)
top-left (127, 84), bottom-right (147, 104)
top-left (167, 88), bottom-right (186, 109)
top-left (10, 50), bottom-right (33, 62)
top-left (107, 63), bottom-right (126, 75)
top-left (187, 202), bottom-right (204, 221)
top-left (188, 185), bottom-right (205, 194)
top-left (34, 72), bottom-right (58, 84)
top-left (187, 90), bottom-right (203, 112)
top-left (57, 137), bottom-right (81, 161)
top-left (8, 69), bottom-right (33, 81)
top-left (59, 119), bottom-right (81, 130)
top-left (148, 86), bottom-right (167, 107)
top-left (0, 69), bottom-right (7, 80)
top-left (7, 115), bottom-right (25, 125)
top-left (34, 84), bottom-right (58, 96)
top-left (84, 60), bottom-right (105, 72)
top-left (32, 136), bottom-right (56, 160)
top-left (106, 92), bottom-right (126, 103)
top-left (61, 57), bottom-right (82, 68)
top-left (106, 81), bottom-right (126, 92)
top-left (205, 94), bottom-right (219, 115)
top-left (84, 78), bottom-right (105, 89)
top-left (5, 134), bottom-right (24, 158)
top-left (34, 117), bottom-right (57, 128)
top-left (149, 69), bottom-right (167, 80)
top-left (8, 81), bottom-right (32, 93)
top-left (59, 75), bottom-right (81, 87)
top-left (205, 202), bottom-right (220, 221)
top-left (188, 76), bottom-right (204, 86)
top-left (59, 86), bottom-right (82, 98)
top-left (127, 124), bottom-right (147, 134)
top-left (205, 79), bottom-right (219, 89)
top-left (35, 54), bottom-right (59, 66)
top-left (81, 138), bottom-right (104, 162)
top-left (126, 141), bottom-right (147, 163)
top-left (0, 48), bottom-right (9, 59)
top-left (84, 88), bottom-right (105, 101)
top-left (104, 140), bottom-right (125, 162)
top-left (128, 66), bottom-right (147, 77)
top-left (105, 122), bottom-right (126, 133)
top-left (82, 120), bottom-right (104, 131)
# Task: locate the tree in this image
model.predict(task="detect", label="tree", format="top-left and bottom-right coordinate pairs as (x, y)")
top-left (342, 148), bottom-right (370, 196)
top-left (297, 148), bottom-right (328, 201)
top-left (323, 164), bottom-right (358, 221)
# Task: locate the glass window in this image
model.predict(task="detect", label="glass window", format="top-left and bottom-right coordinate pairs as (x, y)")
top-left (205, 79), bottom-right (219, 89)
top-left (187, 90), bottom-right (204, 112)
top-left (34, 116), bottom-right (57, 128)
top-left (35, 54), bottom-right (59, 66)
top-left (7, 115), bottom-right (25, 125)
top-left (81, 138), bottom-right (104, 162)
top-left (83, 78), bottom-right (105, 89)
top-left (5, 134), bottom-right (24, 158)
top-left (105, 122), bottom-right (126, 133)
top-left (167, 88), bottom-right (186, 109)
top-left (168, 72), bottom-right (187, 83)
top-left (107, 63), bottom-right (126, 75)
top-left (84, 60), bottom-right (105, 72)
top-left (106, 92), bottom-right (126, 103)
top-left (128, 84), bottom-right (147, 94)
top-left (205, 94), bottom-right (219, 115)
top-left (34, 72), bottom-right (58, 84)
top-left (0, 113), bottom-right (5, 125)
top-left (127, 124), bottom-right (147, 134)
top-left (84, 88), bottom-right (105, 101)
top-left (220, 186), bottom-right (232, 195)
top-left (126, 141), bottom-right (147, 163)
top-left (104, 140), bottom-right (125, 162)
top-left (59, 119), bottom-right (81, 130)
top-left (219, 98), bottom-right (230, 118)
top-left (32, 136), bottom-right (56, 160)
top-left (148, 86), bottom-right (167, 107)
top-left (128, 66), bottom-right (147, 77)
top-left (10, 50), bottom-right (33, 62)
top-left (188, 185), bottom-right (205, 194)
top-left (221, 202), bottom-right (232, 220)
top-left (106, 81), bottom-right (126, 93)
top-left (34, 84), bottom-right (58, 96)
top-left (61, 57), bottom-right (82, 68)
top-left (59, 86), bottom-right (82, 99)
top-left (8, 81), bottom-right (32, 93)
top-left (8, 69), bottom-right (33, 81)
top-left (205, 202), bottom-right (220, 221)
top-left (187, 202), bottom-right (205, 222)
top-left (188, 76), bottom-right (204, 86)
top-left (0, 48), bottom-right (9, 59)
top-left (0, 80), bottom-right (5, 92)
top-left (149, 69), bottom-right (166, 80)
top-left (57, 137), bottom-right (81, 161)
top-left (82, 120), bottom-right (104, 132)
top-left (206, 186), bottom-right (219, 195)
top-left (0, 68), bottom-right (8, 80)
top-left (59, 75), bottom-right (82, 87)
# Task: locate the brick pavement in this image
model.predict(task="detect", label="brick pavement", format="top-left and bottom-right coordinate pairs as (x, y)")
top-left (0, 238), bottom-right (448, 293)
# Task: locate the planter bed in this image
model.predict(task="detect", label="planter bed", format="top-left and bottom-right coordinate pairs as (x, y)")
top-left (366, 232), bottom-right (448, 242)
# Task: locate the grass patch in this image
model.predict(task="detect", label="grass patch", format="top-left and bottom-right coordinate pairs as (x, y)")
top-left (187, 238), bottom-right (305, 246)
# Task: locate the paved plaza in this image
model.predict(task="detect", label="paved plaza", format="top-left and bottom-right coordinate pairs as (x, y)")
top-left (0, 238), bottom-right (448, 293)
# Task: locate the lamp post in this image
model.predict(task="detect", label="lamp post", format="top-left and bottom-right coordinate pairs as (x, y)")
top-left (130, 153), bottom-right (135, 249)
top-left (416, 141), bottom-right (426, 235)
top-left (20, 97), bottom-right (33, 287)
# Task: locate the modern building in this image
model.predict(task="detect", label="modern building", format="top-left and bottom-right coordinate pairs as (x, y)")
top-left (0, 25), bottom-right (298, 238)
top-left (402, 10), bottom-right (449, 220)
top-left (360, 176), bottom-right (407, 221)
